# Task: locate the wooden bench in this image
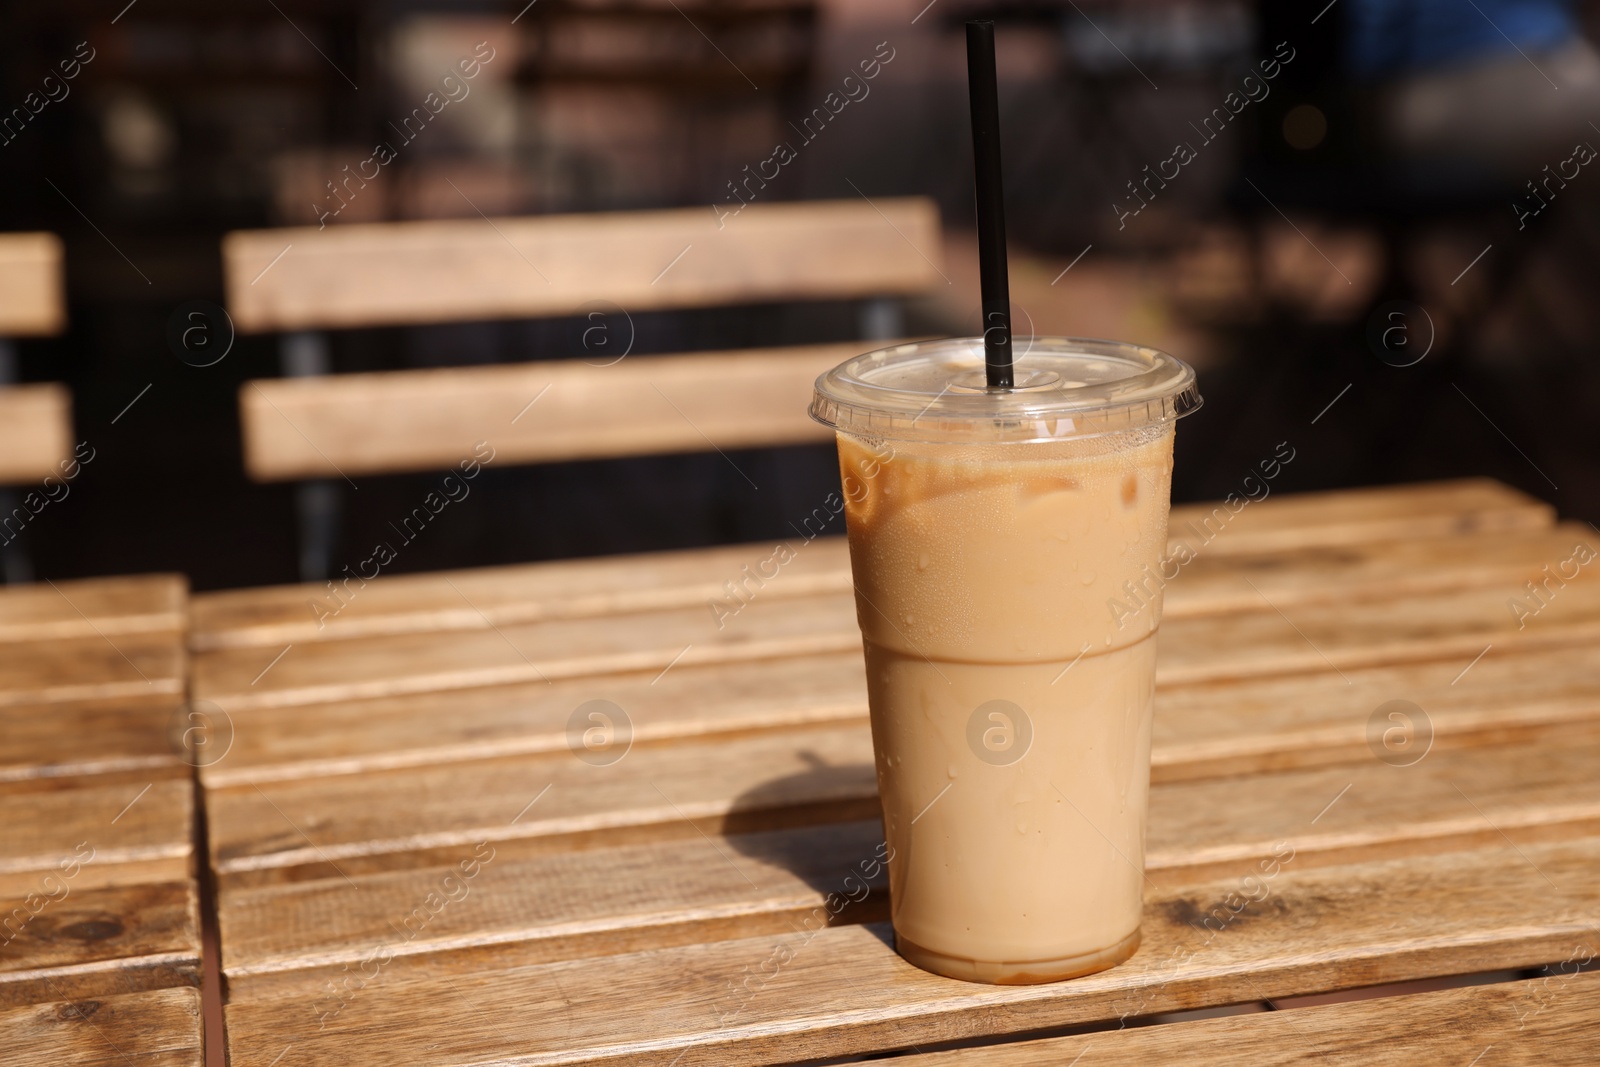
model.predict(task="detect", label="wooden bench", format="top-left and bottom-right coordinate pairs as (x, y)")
top-left (0, 233), bottom-right (72, 585)
top-left (0, 574), bottom-right (203, 1065)
top-left (184, 477), bottom-right (1600, 1063)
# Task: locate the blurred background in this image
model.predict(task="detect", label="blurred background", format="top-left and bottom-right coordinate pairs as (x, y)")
top-left (3, 0), bottom-right (1598, 591)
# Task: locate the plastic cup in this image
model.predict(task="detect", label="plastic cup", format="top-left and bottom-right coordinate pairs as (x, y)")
top-left (810, 336), bottom-right (1200, 984)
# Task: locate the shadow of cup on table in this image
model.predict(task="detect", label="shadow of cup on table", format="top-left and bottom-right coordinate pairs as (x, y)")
top-left (723, 750), bottom-right (892, 941)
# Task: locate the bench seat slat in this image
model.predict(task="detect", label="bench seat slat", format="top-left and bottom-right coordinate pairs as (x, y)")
top-left (219, 835), bottom-right (1600, 1066)
top-left (187, 479), bottom-right (1558, 651)
top-left (189, 550), bottom-right (1600, 710)
top-left (893, 970), bottom-right (1600, 1066)
top-left (0, 986), bottom-right (202, 1065)
top-left (213, 732), bottom-right (1600, 981)
top-left (191, 633), bottom-right (1600, 800)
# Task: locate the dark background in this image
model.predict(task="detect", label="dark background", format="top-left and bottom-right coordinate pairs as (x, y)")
top-left (3, 0), bottom-right (1597, 591)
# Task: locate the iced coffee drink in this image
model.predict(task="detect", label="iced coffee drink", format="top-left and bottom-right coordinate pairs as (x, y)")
top-left (811, 337), bottom-right (1199, 984)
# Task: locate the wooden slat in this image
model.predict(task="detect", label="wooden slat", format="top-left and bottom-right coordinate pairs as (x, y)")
top-left (0, 576), bottom-right (187, 710)
top-left (239, 341), bottom-right (859, 481)
top-left (200, 650), bottom-right (1600, 878)
top-left (192, 591), bottom-right (860, 709)
top-left (1164, 477), bottom-right (1553, 556)
top-left (0, 384), bottom-right (71, 485)
top-left (0, 986), bottom-right (203, 1067)
top-left (1153, 577), bottom-right (1600, 686)
top-left (0, 769), bottom-right (200, 1008)
top-left (188, 479), bottom-right (1557, 651)
top-left (0, 232), bottom-right (65, 337)
top-left (892, 971), bottom-right (1600, 1065)
top-left (222, 197), bottom-right (943, 333)
top-left (195, 638), bottom-right (1600, 791)
top-left (219, 822), bottom-right (888, 984)
top-left (0, 575), bottom-right (186, 645)
top-left (213, 731), bottom-right (1600, 980)
top-left (0, 882), bottom-right (201, 1010)
top-left (0, 632), bottom-right (184, 708)
top-left (1150, 642), bottom-right (1600, 783)
top-left (191, 539), bottom-right (854, 652)
top-left (219, 835), bottom-right (1600, 1066)
top-left (189, 543), bottom-right (1600, 710)
top-left (199, 652), bottom-right (867, 787)
top-left (0, 772), bottom-right (193, 881)
top-left (0, 695), bottom-right (181, 783)
top-left (0, 577), bottom-right (201, 1020)
top-left (204, 719), bottom-right (874, 877)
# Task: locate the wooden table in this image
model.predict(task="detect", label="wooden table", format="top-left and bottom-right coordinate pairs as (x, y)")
top-left (0, 575), bottom-right (203, 1066)
top-left (170, 479), bottom-right (1600, 1063)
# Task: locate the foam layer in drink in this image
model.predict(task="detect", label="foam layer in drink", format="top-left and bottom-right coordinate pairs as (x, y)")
top-left (838, 425), bottom-right (1175, 982)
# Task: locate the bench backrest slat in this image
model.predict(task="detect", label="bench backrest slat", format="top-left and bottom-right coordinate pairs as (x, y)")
top-left (223, 198), bottom-right (942, 333)
top-left (240, 341), bottom-right (867, 481)
top-left (0, 232), bottom-right (65, 337)
top-left (0, 384), bottom-right (71, 485)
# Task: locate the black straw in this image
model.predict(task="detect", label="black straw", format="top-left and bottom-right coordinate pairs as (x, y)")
top-left (966, 20), bottom-right (1012, 389)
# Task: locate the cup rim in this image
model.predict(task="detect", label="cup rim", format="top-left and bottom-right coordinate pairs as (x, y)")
top-left (810, 336), bottom-right (1201, 444)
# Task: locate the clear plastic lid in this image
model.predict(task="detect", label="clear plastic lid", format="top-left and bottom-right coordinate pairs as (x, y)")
top-left (810, 336), bottom-right (1200, 443)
